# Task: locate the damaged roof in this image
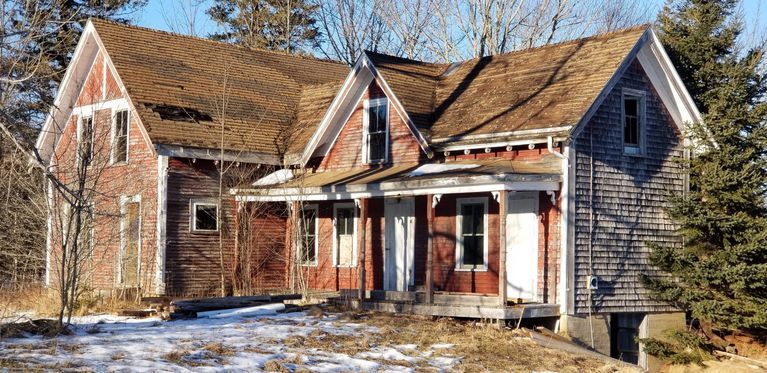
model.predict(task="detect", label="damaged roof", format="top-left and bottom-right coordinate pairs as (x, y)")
top-left (91, 19), bottom-right (349, 156)
top-left (368, 25), bottom-right (649, 145)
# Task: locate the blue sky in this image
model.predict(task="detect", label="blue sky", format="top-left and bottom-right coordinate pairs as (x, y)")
top-left (132, 0), bottom-right (766, 47)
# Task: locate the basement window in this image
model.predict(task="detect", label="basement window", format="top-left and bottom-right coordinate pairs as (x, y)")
top-left (363, 97), bottom-right (389, 164)
top-left (192, 201), bottom-right (218, 232)
top-left (456, 197), bottom-right (488, 270)
top-left (112, 110), bottom-right (129, 163)
top-left (611, 313), bottom-right (646, 365)
top-left (299, 205), bottom-right (318, 266)
top-left (622, 89), bottom-right (645, 155)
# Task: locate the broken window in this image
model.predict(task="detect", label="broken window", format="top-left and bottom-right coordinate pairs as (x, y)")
top-left (334, 204), bottom-right (356, 266)
top-left (623, 91), bottom-right (644, 155)
top-left (457, 198), bottom-right (487, 270)
top-left (121, 199), bottom-right (140, 287)
top-left (299, 205), bottom-right (318, 265)
top-left (193, 202), bottom-right (218, 232)
top-left (365, 98), bottom-right (388, 164)
top-left (112, 110), bottom-right (129, 163)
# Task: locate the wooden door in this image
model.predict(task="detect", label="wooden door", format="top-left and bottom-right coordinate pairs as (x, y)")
top-left (506, 192), bottom-right (539, 300)
top-left (384, 198), bottom-right (415, 291)
top-left (122, 201), bottom-right (140, 287)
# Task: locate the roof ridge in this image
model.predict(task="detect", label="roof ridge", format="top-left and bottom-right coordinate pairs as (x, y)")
top-left (88, 17), bottom-right (347, 67)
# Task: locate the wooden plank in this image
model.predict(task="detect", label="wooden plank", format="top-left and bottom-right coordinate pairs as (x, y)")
top-left (425, 194), bottom-right (434, 304)
top-left (713, 351), bottom-right (767, 369)
top-left (499, 190), bottom-right (508, 307)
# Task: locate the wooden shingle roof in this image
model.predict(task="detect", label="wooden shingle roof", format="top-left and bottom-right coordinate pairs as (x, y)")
top-left (91, 19), bottom-right (349, 156)
top-left (369, 25), bottom-right (649, 145)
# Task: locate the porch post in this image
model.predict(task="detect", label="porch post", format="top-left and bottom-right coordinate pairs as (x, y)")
top-left (499, 190), bottom-right (508, 307)
top-left (358, 198), bottom-right (367, 301)
top-left (426, 194), bottom-right (435, 304)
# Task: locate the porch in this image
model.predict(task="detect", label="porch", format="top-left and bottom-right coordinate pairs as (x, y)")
top-left (335, 290), bottom-right (561, 320)
top-left (234, 156), bottom-right (565, 319)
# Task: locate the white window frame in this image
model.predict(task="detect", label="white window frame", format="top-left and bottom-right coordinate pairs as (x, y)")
top-left (621, 88), bottom-right (646, 156)
top-left (332, 202), bottom-right (358, 267)
top-left (119, 195), bottom-right (142, 285)
top-left (362, 97), bottom-right (389, 164)
top-left (77, 115), bottom-right (95, 164)
top-left (191, 200), bottom-right (219, 233)
top-left (110, 109), bottom-right (130, 164)
top-left (455, 197), bottom-right (489, 271)
top-left (298, 204), bottom-right (319, 266)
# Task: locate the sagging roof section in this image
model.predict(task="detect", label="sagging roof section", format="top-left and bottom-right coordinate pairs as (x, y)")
top-left (91, 19), bottom-right (349, 156)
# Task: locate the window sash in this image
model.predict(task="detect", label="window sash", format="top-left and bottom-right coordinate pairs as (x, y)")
top-left (79, 117), bottom-right (94, 163)
top-left (365, 99), bottom-right (388, 163)
top-left (457, 199), bottom-right (487, 269)
top-left (333, 205), bottom-right (356, 267)
top-left (113, 110), bottom-right (129, 163)
top-left (299, 207), bottom-right (317, 265)
top-left (622, 94), bottom-right (643, 153)
top-left (193, 203), bottom-right (218, 232)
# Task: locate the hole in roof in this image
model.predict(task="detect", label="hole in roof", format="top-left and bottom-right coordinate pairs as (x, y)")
top-left (147, 104), bottom-right (213, 122)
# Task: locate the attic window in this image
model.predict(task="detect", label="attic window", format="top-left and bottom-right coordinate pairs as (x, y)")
top-left (363, 97), bottom-right (388, 164)
top-left (622, 89), bottom-right (645, 155)
top-left (148, 104), bottom-right (212, 122)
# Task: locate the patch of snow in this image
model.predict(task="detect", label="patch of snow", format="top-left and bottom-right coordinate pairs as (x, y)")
top-left (430, 343), bottom-right (455, 349)
top-left (197, 303), bottom-right (285, 319)
top-left (396, 343), bottom-right (418, 350)
top-left (253, 169), bottom-right (294, 186)
top-left (358, 347), bottom-right (419, 363)
top-left (407, 163), bottom-right (480, 177)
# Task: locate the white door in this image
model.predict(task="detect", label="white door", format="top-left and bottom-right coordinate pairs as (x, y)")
top-left (506, 192), bottom-right (539, 300)
top-left (384, 198), bottom-right (415, 291)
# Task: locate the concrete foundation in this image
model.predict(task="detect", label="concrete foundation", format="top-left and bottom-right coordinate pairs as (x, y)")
top-left (643, 312), bottom-right (686, 372)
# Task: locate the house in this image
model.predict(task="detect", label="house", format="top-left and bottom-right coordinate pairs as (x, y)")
top-left (38, 19), bottom-right (700, 370)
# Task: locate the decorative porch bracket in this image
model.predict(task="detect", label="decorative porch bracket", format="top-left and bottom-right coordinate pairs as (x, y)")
top-left (546, 190), bottom-right (556, 204)
top-left (431, 194), bottom-right (442, 208)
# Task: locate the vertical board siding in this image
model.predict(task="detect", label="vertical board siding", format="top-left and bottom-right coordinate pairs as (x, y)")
top-left (572, 59), bottom-right (683, 314)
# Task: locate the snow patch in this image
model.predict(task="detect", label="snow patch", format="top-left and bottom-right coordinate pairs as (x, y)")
top-left (407, 163), bottom-right (480, 177)
top-left (197, 303), bottom-right (285, 319)
top-left (253, 169), bottom-right (294, 186)
top-left (430, 343), bottom-right (455, 349)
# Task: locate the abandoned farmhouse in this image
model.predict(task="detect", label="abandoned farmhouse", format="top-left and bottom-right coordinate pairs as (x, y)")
top-left (36, 19), bottom-right (700, 368)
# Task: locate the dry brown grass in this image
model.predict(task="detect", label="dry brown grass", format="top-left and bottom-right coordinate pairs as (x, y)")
top-left (203, 342), bottom-right (235, 356)
top-left (293, 310), bottom-right (637, 372)
top-left (0, 286), bottom-right (60, 318)
top-left (263, 358), bottom-right (292, 372)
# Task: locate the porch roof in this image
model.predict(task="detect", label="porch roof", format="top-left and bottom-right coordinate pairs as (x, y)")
top-left (234, 155), bottom-right (562, 201)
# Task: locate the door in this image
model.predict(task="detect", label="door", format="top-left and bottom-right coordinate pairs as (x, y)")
top-left (384, 198), bottom-right (415, 291)
top-left (506, 192), bottom-right (539, 300)
top-left (122, 200), bottom-right (140, 287)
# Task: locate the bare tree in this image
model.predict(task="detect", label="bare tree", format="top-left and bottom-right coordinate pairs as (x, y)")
top-left (159, 0), bottom-right (210, 36)
top-left (316, 0), bottom-right (391, 64)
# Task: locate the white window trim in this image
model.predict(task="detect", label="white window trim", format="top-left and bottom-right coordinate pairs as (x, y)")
top-left (455, 197), bottom-right (489, 271)
top-left (621, 88), bottom-right (646, 156)
top-left (119, 195), bottom-right (142, 285)
top-left (299, 204), bottom-right (319, 267)
top-left (77, 115), bottom-right (95, 164)
top-left (191, 200), bottom-right (220, 233)
top-left (110, 109), bottom-right (130, 164)
top-left (361, 97), bottom-right (389, 164)
top-left (332, 202), bottom-right (358, 268)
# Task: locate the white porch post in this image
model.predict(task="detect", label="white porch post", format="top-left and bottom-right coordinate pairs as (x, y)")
top-left (498, 190), bottom-right (508, 307)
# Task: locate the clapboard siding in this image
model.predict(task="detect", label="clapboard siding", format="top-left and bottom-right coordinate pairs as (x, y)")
top-left (572, 59), bottom-right (683, 314)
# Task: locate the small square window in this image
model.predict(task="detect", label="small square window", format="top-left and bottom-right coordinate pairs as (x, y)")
top-left (193, 202), bottom-right (218, 232)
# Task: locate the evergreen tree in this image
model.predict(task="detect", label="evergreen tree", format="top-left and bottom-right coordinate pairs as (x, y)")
top-left (641, 0), bottom-right (767, 333)
top-left (207, 0), bottom-right (319, 53)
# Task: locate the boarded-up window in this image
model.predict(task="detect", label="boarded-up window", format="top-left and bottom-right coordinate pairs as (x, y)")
top-left (192, 202), bottom-right (218, 232)
top-left (300, 206), bottom-right (317, 265)
top-left (112, 110), bottom-right (129, 163)
top-left (611, 313), bottom-right (645, 364)
top-left (365, 98), bottom-right (388, 164)
top-left (122, 201), bottom-right (140, 287)
top-left (334, 205), bottom-right (355, 266)
top-left (457, 198), bottom-right (487, 269)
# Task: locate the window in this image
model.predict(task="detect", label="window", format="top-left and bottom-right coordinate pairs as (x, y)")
top-left (611, 313), bottom-right (646, 365)
top-left (333, 204), bottom-right (356, 267)
top-left (299, 206), bottom-right (318, 265)
top-left (456, 198), bottom-right (488, 270)
top-left (121, 198), bottom-right (141, 286)
top-left (192, 202), bottom-right (218, 232)
top-left (79, 116), bottom-right (94, 163)
top-left (622, 90), bottom-right (645, 155)
top-left (363, 98), bottom-right (388, 164)
top-left (112, 110), bottom-right (129, 163)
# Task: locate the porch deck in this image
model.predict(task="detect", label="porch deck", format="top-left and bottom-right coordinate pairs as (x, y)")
top-left (333, 290), bottom-right (560, 320)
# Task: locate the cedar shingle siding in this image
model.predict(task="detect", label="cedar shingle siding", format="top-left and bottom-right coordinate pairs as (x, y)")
top-left (572, 60), bottom-right (683, 314)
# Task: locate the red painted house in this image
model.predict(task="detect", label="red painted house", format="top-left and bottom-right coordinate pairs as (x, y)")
top-left (39, 19), bottom-right (700, 369)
